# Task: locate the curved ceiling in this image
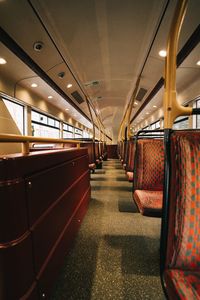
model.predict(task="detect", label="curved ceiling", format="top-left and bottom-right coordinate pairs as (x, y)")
top-left (0, 0), bottom-right (199, 141)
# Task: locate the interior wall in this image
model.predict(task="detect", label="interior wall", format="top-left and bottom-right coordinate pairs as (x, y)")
top-left (0, 97), bottom-right (21, 154)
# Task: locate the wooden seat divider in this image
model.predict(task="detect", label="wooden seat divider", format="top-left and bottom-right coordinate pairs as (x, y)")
top-left (0, 147), bottom-right (91, 299)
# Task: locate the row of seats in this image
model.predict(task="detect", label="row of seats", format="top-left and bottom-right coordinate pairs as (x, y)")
top-left (119, 130), bottom-right (200, 299)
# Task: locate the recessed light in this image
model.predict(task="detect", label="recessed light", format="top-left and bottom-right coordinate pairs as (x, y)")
top-left (65, 108), bottom-right (69, 111)
top-left (48, 96), bottom-right (53, 99)
top-left (134, 101), bottom-right (138, 105)
top-left (153, 105), bottom-right (157, 108)
top-left (67, 83), bottom-right (72, 89)
top-left (197, 60), bottom-right (200, 66)
top-left (159, 50), bottom-right (167, 57)
top-left (31, 83), bottom-right (38, 88)
top-left (0, 57), bottom-right (7, 64)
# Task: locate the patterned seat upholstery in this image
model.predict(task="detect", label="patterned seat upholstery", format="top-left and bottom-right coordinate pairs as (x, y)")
top-left (164, 131), bottom-right (200, 299)
top-left (134, 190), bottom-right (163, 217)
top-left (133, 139), bottom-right (164, 217)
top-left (165, 270), bottom-right (200, 300)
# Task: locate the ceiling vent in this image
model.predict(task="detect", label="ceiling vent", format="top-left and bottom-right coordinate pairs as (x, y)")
top-left (136, 88), bottom-right (148, 101)
top-left (84, 80), bottom-right (99, 87)
top-left (71, 91), bottom-right (85, 104)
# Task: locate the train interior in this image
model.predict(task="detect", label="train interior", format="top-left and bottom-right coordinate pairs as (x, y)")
top-left (0, 0), bottom-right (200, 299)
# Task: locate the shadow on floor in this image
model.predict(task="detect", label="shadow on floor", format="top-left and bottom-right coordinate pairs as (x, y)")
top-left (92, 185), bottom-right (132, 192)
top-left (118, 199), bottom-right (138, 213)
top-left (50, 198), bottom-right (104, 300)
top-left (104, 234), bottom-right (160, 276)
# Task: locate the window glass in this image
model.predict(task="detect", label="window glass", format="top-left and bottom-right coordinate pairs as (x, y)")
top-left (31, 110), bottom-right (60, 138)
top-left (173, 117), bottom-right (189, 130)
top-left (48, 117), bottom-right (55, 127)
top-left (32, 123), bottom-right (60, 138)
top-left (196, 99), bottom-right (200, 128)
top-left (3, 98), bottom-right (24, 134)
top-left (63, 131), bottom-right (74, 139)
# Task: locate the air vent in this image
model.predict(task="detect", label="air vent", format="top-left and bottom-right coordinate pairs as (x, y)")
top-left (84, 80), bottom-right (99, 87)
top-left (136, 88), bottom-right (148, 101)
top-left (71, 91), bottom-right (85, 104)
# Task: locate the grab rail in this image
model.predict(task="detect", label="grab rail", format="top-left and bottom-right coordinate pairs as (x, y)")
top-left (0, 133), bottom-right (83, 155)
top-left (163, 0), bottom-right (191, 128)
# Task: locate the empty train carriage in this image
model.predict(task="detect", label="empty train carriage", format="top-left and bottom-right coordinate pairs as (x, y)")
top-left (0, 0), bottom-right (200, 299)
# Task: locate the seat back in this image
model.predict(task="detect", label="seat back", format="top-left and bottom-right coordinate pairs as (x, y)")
top-left (126, 140), bottom-right (135, 171)
top-left (134, 139), bottom-right (164, 191)
top-left (165, 131), bottom-right (200, 270)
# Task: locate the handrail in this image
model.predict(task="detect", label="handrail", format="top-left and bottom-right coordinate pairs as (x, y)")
top-left (127, 76), bottom-right (141, 139)
top-left (0, 133), bottom-right (85, 155)
top-left (163, 0), bottom-right (191, 128)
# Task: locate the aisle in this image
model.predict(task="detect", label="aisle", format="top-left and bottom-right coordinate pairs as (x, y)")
top-left (51, 159), bottom-right (164, 299)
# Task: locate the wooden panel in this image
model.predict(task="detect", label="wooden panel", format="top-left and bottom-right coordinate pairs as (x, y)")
top-left (107, 145), bottom-right (118, 158)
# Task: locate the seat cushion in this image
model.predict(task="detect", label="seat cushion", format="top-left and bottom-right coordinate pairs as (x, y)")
top-left (89, 163), bottom-right (96, 170)
top-left (164, 269), bottom-right (200, 300)
top-left (126, 171), bottom-right (133, 182)
top-left (133, 190), bottom-right (163, 217)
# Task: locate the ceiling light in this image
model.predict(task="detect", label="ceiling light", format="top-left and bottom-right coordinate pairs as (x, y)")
top-left (134, 101), bottom-right (138, 105)
top-left (67, 83), bottom-right (72, 89)
top-left (153, 105), bottom-right (157, 108)
top-left (0, 57), bottom-right (7, 64)
top-left (31, 83), bottom-right (38, 88)
top-left (48, 96), bottom-right (53, 99)
top-left (197, 60), bottom-right (200, 66)
top-left (159, 50), bottom-right (167, 57)
top-left (146, 112), bottom-right (149, 115)
top-left (65, 108), bottom-right (69, 111)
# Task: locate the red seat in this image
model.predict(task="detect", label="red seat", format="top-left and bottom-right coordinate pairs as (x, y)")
top-left (162, 131), bottom-right (200, 299)
top-left (134, 190), bottom-right (163, 217)
top-left (133, 139), bottom-right (164, 217)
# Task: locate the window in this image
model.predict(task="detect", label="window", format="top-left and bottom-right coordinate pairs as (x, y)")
top-left (196, 99), bottom-right (200, 128)
top-left (31, 110), bottom-right (60, 138)
top-left (63, 122), bottom-right (74, 139)
top-left (3, 98), bottom-right (24, 134)
top-left (173, 116), bottom-right (189, 130)
top-left (83, 130), bottom-right (90, 138)
top-left (74, 127), bottom-right (83, 138)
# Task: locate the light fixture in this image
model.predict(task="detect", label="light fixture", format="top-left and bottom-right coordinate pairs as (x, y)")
top-left (153, 105), bottom-right (157, 108)
top-left (31, 83), bottom-right (38, 88)
top-left (65, 108), bottom-right (69, 111)
top-left (197, 60), bottom-right (200, 66)
top-left (134, 101), bottom-right (138, 105)
top-left (159, 50), bottom-right (167, 57)
top-left (0, 57), bottom-right (7, 64)
top-left (67, 83), bottom-right (72, 89)
top-left (48, 96), bottom-right (53, 99)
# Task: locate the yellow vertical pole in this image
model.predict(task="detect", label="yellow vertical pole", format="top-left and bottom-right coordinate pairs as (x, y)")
top-left (163, 0), bottom-right (191, 128)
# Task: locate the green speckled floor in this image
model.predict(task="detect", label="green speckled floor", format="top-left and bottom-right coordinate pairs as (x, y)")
top-left (51, 159), bottom-right (165, 299)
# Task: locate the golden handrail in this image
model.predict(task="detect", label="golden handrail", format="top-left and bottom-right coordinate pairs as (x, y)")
top-left (163, 0), bottom-right (191, 128)
top-left (127, 76), bottom-right (141, 139)
top-left (0, 133), bottom-right (83, 155)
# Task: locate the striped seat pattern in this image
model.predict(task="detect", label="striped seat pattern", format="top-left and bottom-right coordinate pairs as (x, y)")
top-left (164, 131), bottom-right (200, 299)
top-left (133, 139), bottom-right (164, 217)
